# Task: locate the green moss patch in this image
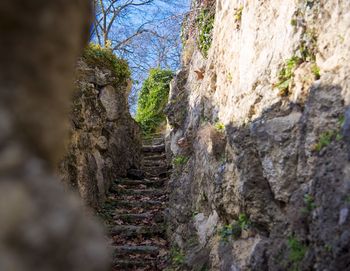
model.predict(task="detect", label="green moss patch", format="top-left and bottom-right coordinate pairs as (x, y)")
top-left (82, 43), bottom-right (130, 84)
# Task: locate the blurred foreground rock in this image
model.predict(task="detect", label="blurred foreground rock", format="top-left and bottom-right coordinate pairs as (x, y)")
top-left (0, 1), bottom-right (109, 270)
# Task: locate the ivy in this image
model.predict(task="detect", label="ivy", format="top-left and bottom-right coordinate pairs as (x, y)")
top-left (197, 8), bottom-right (215, 57)
top-left (135, 68), bottom-right (173, 134)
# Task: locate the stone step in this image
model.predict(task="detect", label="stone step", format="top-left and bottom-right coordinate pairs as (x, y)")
top-left (113, 200), bottom-right (165, 209)
top-left (114, 212), bottom-right (164, 223)
top-left (142, 144), bottom-right (165, 153)
top-left (144, 170), bottom-right (169, 178)
top-left (113, 245), bottom-right (159, 256)
top-left (116, 188), bottom-right (165, 197)
top-left (143, 166), bottom-right (168, 175)
top-left (113, 259), bottom-right (156, 269)
top-left (114, 179), bottom-right (166, 187)
top-left (143, 138), bottom-right (164, 146)
top-left (143, 160), bottom-right (167, 167)
top-left (111, 225), bottom-right (165, 237)
top-left (143, 153), bottom-right (167, 160)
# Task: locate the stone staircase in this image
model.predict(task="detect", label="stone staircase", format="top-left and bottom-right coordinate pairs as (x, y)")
top-left (109, 135), bottom-right (170, 270)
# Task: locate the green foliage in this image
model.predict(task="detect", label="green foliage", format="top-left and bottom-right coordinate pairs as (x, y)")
top-left (219, 223), bottom-right (242, 241)
top-left (173, 155), bottom-right (189, 166)
top-left (135, 69), bottom-right (173, 134)
top-left (338, 115), bottom-right (345, 126)
top-left (302, 194), bottom-right (316, 214)
top-left (83, 43), bottom-right (130, 84)
top-left (227, 72), bottom-right (233, 81)
top-left (219, 213), bottom-right (251, 241)
top-left (275, 56), bottom-right (302, 96)
top-left (314, 116), bottom-right (344, 151)
top-left (214, 122), bottom-right (225, 132)
top-left (311, 63), bottom-right (321, 79)
top-left (314, 131), bottom-right (336, 152)
top-left (197, 9), bottom-right (215, 57)
top-left (238, 213), bottom-right (251, 230)
top-left (170, 247), bottom-right (185, 266)
top-left (287, 236), bottom-right (307, 268)
top-left (234, 5), bottom-right (244, 23)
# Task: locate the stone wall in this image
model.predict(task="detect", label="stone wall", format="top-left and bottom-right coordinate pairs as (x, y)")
top-left (166, 0), bottom-right (350, 270)
top-left (59, 55), bottom-right (141, 208)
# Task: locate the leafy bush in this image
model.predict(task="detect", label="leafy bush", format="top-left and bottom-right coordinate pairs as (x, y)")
top-left (135, 68), bottom-right (173, 134)
top-left (197, 8), bottom-right (215, 57)
top-left (82, 43), bottom-right (130, 84)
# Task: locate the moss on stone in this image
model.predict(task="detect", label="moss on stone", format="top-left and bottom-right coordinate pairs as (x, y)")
top-left (82, 43), bottom-right (130, 84)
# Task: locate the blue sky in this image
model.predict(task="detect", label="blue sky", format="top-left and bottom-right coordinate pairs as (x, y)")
top-left (92, 0), bottom-right (191, 113)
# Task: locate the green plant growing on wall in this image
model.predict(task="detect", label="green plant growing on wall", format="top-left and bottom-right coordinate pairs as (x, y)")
top-left (170, 246), bottom-right (185, 266)
top-left (234, 4), bottom-right (244, 29)
top-left (314, 131), bottom-right (336, 152)
top-left (135, 68), bottom-right (173, 134)
top-left (83, 43), bottom-right (130, 84)
top-left (173, 155), bottom-right (189, 166)
top-left (214, 122), bottom-right (225, 132)
top-left (219, 223), bottom-right (242, 241)
top-left (219, 213), bottom-right (251, 241)
top-left (197, 8), bottom-right (215, 57)
top-left (287, 235), bottom-right (307, 269)
top-left (274, 56), bottom-right (302, 96)
top-left (302, 194), bottom-right (316, 214)
top-left (238, 213), bottom-right (251, 230)
top-left (311, 63), bottom-right (321, 80)
top-left (313, 115), bottom-right (345, 151)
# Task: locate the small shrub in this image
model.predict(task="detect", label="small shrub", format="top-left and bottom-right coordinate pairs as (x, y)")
top-left (173, 155), bottom-right (189, 166)
top-left (82, 43), bottom-right (130, 84)
top-left (287, 236), bottom-right (307, 267)
top-left (197, 8), bottom-right (215, 57)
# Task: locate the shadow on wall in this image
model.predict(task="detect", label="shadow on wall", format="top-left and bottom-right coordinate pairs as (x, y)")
top-left (166, 81), bottom-right (350, 270)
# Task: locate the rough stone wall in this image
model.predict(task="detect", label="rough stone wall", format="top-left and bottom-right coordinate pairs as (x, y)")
top-left (166, 0), bottom-right (350, 270)
top-left (0, 1), bottom-right (108, 270)
top-left (59, 58), bottom-right (141, 208)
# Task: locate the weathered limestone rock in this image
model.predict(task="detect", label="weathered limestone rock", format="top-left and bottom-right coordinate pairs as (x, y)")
top-left (166, 0), bottom-right (350, 270)
top-left (59, 57), bottom-right (141, 208)
top-left (0, 0), bottom-right (109, 270)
